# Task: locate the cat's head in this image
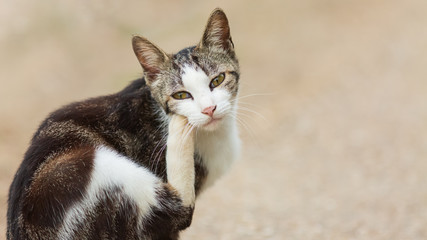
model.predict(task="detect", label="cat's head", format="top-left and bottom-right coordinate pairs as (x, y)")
top-left (132, 8), bottom-right (239, 131)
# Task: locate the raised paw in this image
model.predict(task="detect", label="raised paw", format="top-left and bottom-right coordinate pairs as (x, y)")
top-left (166, 114), bottom-right (196, 207)
top-left (167, 114), bottom-right (194, 153)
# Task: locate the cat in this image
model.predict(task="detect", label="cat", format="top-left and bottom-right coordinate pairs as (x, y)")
top-left (7, 8), bottom-right (240, 240)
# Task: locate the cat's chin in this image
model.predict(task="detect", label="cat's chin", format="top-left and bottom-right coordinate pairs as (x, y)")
top-left (199, 117), bottom-right (223, 131)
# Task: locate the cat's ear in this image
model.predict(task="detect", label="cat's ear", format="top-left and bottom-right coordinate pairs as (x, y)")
top-left (198, 8), bottom-right (234, 52)
top-left (132, 36), bottom-right (169, 80)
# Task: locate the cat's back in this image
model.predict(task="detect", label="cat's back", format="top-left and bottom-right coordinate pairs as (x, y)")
top-left (7, 78), bottom-right (173, 239)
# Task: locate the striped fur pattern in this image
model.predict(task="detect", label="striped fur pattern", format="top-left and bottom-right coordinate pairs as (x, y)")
top-left (7, 8), bottom-right (240, 240)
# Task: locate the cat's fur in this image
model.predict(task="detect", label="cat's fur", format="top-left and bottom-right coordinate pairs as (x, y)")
top-left (7, 9), bottom-right (240, 240)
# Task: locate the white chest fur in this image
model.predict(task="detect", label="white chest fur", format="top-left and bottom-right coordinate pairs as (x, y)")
top-left (195, 116), bottom-right (241, 191)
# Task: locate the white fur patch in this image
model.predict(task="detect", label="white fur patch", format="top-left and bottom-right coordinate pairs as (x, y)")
top-left (57, 146), bottom-right (161, 239)
top-left (91, 147), bottom-right (161, 211)
top-left (195, 114), bottom-right (241, 190)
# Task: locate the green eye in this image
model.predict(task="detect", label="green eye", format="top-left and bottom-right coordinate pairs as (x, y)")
top-left (209, 73), bottom-right (225, 89)
top-left (172, 91), bottom-right (192, 100)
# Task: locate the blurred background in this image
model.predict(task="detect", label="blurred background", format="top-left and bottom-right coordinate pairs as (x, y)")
top-left (1, 0), bottom-right (427, 239)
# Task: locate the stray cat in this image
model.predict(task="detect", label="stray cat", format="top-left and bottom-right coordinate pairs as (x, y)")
top-left (7, 8), bottom-right (240, 240)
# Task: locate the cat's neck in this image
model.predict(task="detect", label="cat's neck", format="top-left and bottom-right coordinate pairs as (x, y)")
top-left (193, 110), bottom-right (240, 190)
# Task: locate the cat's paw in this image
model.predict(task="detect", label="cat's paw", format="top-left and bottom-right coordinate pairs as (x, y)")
top-left (166, 115), bottom-right (196, 207)
top-left (167, 115), bottom-right (194, 150)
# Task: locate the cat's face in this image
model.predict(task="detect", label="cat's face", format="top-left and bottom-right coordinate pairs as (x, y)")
top-left (163, 49), bottom-right (238, 131)
top-left (133, 9), bottom-right (239, 131)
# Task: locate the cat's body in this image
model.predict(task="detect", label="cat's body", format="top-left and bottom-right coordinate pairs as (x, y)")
top-left (7, 9), bottom-right (240, 240)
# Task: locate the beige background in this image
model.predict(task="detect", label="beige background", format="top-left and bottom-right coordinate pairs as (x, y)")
top-left (1, 0), bottom-right (427, 239)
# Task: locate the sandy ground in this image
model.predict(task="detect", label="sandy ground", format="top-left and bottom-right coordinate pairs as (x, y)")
top-left (1, 0), bottom-right (427, 239)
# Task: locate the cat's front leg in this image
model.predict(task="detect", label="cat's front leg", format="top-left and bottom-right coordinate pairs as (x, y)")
top-left (166, 114), bottom-right (195, 208)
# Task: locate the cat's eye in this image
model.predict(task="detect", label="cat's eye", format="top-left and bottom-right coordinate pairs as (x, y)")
top-left (172, 91), bottom-right (192, 100)
top-left (209, 73), bottom-right (225, 89)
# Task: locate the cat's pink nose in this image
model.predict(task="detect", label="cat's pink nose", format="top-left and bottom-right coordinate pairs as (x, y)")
top-left (202, 105), bottom-right (216, 117)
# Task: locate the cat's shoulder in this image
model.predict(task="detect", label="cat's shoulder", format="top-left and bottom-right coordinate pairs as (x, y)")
top-left (46, 78), bottom-right (149, 119)
top-left (33, 78), bottom-right (153, 137)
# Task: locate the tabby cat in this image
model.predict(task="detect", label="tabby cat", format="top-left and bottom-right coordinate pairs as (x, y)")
top-left (7, 8), bottom-right (240, 240)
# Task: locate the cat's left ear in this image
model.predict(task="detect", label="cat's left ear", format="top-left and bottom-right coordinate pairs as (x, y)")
top-left (198, 8), bottom-right (234, 52)
top-left (132, 35), bottom-right (169, 82)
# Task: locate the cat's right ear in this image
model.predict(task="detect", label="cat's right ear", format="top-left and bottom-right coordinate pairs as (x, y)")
top-left (132, 36), bottom-right (169, 81)
top-left (198, 8), bottom-right (234, 53)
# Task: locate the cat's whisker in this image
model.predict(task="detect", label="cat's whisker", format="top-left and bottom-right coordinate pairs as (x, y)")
top-left (230, 114), bottom-right (253, 135)
top-left (152, 129), bottom-right (169, 174)
top-left (154, 143), bottom-right (168, 177)
top-left (231, 114), bottom-right (259, 146)
top-left (153, 141), bottom-right (166, 173)
top-left (150, 132), bottom-right (167, 163)
top-left (234, 100), bottom-right (259, 109)
top-left (235, 111), bottom-right (265, 132)
top-left (232, 92), bottom-right (274, 102)
top-left (237, 106), bottom-right (268, 123)
top-left (237, 93), bottom-right (275, 99)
